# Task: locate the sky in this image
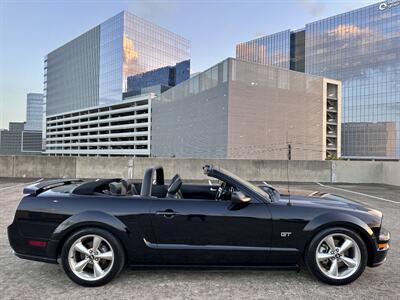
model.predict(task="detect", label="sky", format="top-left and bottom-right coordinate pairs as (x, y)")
top-left (0, 0), bottom-right (378, 129)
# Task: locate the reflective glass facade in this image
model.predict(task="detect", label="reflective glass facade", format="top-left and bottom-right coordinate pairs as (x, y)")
top-left (46, 27), bottom-right (100, 115)
top-left (99, 12), bottom-right (124, 105)
top-left (305, 3), bottom-right (400, 158)
top-left (46, 11), bottom-right (190, 115)
top-left (25, 93), bottom-right (44, 131)
top-left (236, 2), bottom-right (400, 158)
top-left (122, 12), bottom-right (190, 88)
top-left (236, 30), bottom-right (291, 69)
top-left (290, 30), bottom-right (305, 72)
top-left (126, 60), bottom-right (190, 95)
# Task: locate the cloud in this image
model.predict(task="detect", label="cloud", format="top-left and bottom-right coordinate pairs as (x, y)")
top-left (327, 24), bottom-right (374, 39)
top-left (297, 0), bottom-right (326, 17)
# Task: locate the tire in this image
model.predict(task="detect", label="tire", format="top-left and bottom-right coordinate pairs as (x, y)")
top-left (305, 227), bottom-right (367, 285)
top-left (61, 227), bottom-right (125, 287)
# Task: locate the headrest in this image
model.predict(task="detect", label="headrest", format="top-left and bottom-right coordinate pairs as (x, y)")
top-left (170, 174), bottom-right (180, 184)
top-left (109, 182), bottom-right (123, 195)
top-left (121, 179), bottom-right (138, 195)
top-left (168, 174), bottom-right (182, 194)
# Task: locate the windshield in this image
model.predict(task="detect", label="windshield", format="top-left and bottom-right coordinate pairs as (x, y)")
top-left (210, 166), bottom-right (271, 200)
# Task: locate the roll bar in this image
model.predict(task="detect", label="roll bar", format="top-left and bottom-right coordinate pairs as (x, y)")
top-left (140, 165), bottom-right (165, 196)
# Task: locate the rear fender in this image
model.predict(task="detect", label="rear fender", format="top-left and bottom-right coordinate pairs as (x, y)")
top-left (47, 211), bottom-right (129, 258)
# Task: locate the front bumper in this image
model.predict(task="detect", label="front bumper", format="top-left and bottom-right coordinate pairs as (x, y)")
top-left (369, 227), bottom-right (390, 267)
top-left (369, 248), bottom-right (389, 267)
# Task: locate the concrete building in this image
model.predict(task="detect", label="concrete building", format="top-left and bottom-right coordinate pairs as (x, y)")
top-left (44, 11), bottom-right (190, 116)
top-left (0, 92), bottom-right (44, 155)
top-left (25, 93), bottom-right (44, 131)
top-left (0, 122), bottom-right (42, 155)
top-left (45, 94), bottom-right (154, 156)
top-left (151, 58), bottom-right (341, 160)
top-left (236, 2), bottom-right (400, 158)
top-left (21, 131), bottom-right (43, 153)
top-left (0, 123), bottom-right (25, 155)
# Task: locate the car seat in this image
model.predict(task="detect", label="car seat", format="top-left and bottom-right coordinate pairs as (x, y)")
top-left (166, 174), bottom-right (183, 199)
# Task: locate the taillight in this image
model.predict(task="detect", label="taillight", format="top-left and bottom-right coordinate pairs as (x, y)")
top-left (28, 240), bottom-right (48, 247)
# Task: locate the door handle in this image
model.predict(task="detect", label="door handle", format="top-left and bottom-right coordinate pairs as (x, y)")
top-left (156, 209), bottom-right (176, 219)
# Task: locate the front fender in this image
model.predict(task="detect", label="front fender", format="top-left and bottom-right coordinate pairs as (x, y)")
top-left (303, 212), bottom-right (374, 236)
top-left (301, 212), bottom-right (377, 258)
top-left (47, 210), bottom-right (130, 258)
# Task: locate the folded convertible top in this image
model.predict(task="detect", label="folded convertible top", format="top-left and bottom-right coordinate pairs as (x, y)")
top-left (23, 179), bottom-right (83, 196)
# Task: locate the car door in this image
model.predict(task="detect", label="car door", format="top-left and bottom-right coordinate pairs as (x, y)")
top-left (148, 192), bottom-right (272, 265)
top-left (109, 195), bottom-right (163, 265)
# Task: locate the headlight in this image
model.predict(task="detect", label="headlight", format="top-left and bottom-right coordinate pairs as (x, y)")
top-left (379, 227), bottom-right (390, 242)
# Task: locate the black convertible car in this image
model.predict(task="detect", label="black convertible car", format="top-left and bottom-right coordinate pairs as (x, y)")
top-left (8, 165), bottom-right (389, 286)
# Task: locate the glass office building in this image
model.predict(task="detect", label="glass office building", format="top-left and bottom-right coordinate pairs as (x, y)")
top-left (236, 30), bottom-right (291, 69)
top-left (236, 2), bottom-right (400, 158)
top-left (45, 11), bottom-right (190, 115)
top-left (25, 93), bottom-right (43, 131)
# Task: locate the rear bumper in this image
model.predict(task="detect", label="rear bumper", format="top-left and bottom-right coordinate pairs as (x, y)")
top-left (8, 223), bottom-right (58, 264)
top-left (14, 252), bottom-right (57, 264)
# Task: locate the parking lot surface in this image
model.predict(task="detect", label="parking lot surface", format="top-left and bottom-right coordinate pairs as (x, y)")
top-left (0, 179), bottom-right (399, 299)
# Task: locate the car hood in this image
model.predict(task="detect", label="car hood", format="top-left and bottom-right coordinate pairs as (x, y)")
top-left (279, 192), bottom-right (381, 218)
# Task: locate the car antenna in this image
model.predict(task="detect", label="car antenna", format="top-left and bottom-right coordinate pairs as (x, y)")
top-left (286, 134), bottom-right (292, 206)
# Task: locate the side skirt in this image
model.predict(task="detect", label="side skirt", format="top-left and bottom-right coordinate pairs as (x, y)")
top-left (127, 264), bottom-right (300, 271)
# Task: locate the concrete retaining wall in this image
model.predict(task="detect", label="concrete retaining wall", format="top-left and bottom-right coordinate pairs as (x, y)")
top-left (76, 157), bottom-right (131, 179)
top-left (0, 156), bottom-right (14, 178)
top-left (382, 162), bottom-right (400, 186)
top-left (0, 155), bottom-right (399, 186)
top-left (12, 156), bottom-right (76, 178)
top-left (132, 158), bottom-right (332, 182)
top-left (332, 161), bottom-right (384, 184)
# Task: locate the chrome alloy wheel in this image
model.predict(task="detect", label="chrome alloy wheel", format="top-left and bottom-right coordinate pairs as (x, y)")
top-left (315, 233), bottom-right (361, 280)
top-left (68, 234), bottom-right (114, 281)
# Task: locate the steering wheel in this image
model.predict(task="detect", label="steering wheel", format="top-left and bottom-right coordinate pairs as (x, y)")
top-left (215, 182), bottom-right (233, 200)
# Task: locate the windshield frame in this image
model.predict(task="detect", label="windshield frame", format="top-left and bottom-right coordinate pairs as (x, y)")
top-left (204, 165), bottom-right (272, 202)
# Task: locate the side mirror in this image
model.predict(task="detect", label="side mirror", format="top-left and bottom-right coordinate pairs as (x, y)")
top-left (231, 191), bottom-right (251, 203)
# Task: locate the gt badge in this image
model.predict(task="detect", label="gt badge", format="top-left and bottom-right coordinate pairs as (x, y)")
top-left (281, 232), bottom-right (292, 237)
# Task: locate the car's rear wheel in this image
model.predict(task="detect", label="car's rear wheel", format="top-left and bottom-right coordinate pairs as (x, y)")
top-left (305, 227), bottom-right (367, 285)
top-left (61, 227), bottom-right (125, 287)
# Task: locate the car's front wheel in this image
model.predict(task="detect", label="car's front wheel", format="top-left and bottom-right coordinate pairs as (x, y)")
top-left (61, 227), bottom-right (125, 287)
top-left (305, 227), bottom-right (367, 285)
